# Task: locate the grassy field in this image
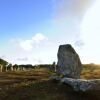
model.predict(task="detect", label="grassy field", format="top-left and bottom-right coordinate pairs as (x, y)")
top-left (81, 64), bottom-right (100, 79)
top-left (0, 66), bottom-right (100, 100)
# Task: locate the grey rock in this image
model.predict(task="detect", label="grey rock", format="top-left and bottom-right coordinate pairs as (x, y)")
top-left (49, 76), bottom-right (100, 91)
top-left (57, 44), bottom-right (82, 79)
top-left (49, 75), bottom-right (61, 81)
top-left (61, 78), bottom-right (100, 91)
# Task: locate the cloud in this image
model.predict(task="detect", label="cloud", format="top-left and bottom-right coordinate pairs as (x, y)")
top-left (53, 0), bottom-right (95, 28)
top-left (10, 33), bottom-right (49, 51)
top-left (52, 0), bottom-right (96, 48)
top-left (0, 55), bottom-right (6, 59)
top-left (74, 40), bottom-right (85, 49)
top-left (53, 0), bottom-right (95, 20)
top-left (20, 33), bottom-right (48, 51)
top-left (6, 33), bottom-right (57, 65)
top-left (20, 40), bottom-right (33, 51)
top-left (17, 57), bottom-right (28, 61)
top-left (32, 33), bottom-right (48, 43)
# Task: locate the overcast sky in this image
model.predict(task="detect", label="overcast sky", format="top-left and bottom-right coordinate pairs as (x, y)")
top-left (0, 0), bottom-right (100, 65)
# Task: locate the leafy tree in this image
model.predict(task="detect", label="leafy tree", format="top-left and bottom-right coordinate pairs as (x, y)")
top-left (0, 58), bottom-right (8, 66)
top-left (7, 63), bottom-right (12, 71)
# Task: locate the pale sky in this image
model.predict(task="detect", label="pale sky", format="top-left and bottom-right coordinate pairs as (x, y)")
top-left (0, 0), bottom-right (100, 65)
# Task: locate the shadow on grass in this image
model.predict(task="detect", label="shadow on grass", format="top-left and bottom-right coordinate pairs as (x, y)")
top-left (0, 80), bottom-right (99, 100)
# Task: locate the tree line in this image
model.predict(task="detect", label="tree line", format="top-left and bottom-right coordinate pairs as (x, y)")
top-left (0, 58), bottom-right (56, 72)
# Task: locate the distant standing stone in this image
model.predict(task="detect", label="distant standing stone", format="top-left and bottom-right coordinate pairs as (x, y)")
top-left (57, 44), bottom-right (82, 79)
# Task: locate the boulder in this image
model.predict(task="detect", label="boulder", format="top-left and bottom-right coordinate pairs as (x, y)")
top-left (61, 78), bottom-right (100, 91)
top-left (57, 44), bottom-right (82, 79)
top-left (49, 76), bottom-right (100, 91)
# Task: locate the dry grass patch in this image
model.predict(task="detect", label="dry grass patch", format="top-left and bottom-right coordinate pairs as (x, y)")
top-left (0, 67), bottom-right (99, 100)
top-left (81, 64), bottom-right (100, 79)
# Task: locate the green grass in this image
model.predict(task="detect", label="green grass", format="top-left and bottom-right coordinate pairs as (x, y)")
top-left (0, 67), bottom-right (99, 100)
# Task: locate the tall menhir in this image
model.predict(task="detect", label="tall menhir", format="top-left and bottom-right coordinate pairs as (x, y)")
top-left (57, 44), bottom-right (82, 79)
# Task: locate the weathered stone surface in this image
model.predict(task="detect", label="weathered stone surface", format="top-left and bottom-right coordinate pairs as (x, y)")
top-left (49, 76), bottom-right (100, 91)
top-left (61, 78), bottom-right (100, 91)
top-left (50, 44), bottom-right (100, 92)
top-left (57, 44), bottom-right (82, 79)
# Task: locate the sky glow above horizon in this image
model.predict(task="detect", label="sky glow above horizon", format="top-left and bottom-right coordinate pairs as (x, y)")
top-left (0, 0), bottom-right (100, 65)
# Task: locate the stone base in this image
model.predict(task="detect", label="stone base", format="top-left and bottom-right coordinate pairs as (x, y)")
top-left (50, 76), bottom-right (100, 91)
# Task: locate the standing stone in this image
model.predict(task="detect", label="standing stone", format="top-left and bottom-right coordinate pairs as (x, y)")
top-left (0, 64), bottom-right (3, 72)
top-left (57, 44), bottom-right (82, 79)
